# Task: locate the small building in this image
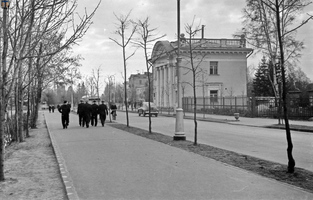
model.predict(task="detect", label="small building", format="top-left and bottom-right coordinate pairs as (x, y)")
top-left (150, 36), bottom-right (253, 109)
top-left (128, 72), bottom-right (152, 107)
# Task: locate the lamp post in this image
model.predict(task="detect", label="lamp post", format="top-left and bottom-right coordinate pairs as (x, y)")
top-left (173, 0), bottom-right (185, 140)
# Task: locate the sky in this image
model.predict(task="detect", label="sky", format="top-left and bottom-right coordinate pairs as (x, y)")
top-left (72, 0), bottom-right (313, 84)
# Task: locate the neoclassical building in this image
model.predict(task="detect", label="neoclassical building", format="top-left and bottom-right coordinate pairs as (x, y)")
top-left (150, 37), bottom-right (253, 108)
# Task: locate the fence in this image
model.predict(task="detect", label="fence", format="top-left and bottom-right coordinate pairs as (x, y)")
top-left (158, 96), bottom-right (313, 120)
top-left (182, 96), bottom-right (250, 116)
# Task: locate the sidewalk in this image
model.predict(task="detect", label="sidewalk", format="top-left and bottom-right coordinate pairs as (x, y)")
top-left (44, 112), bottom-right (313, 200)
top-left (123, 108), bottom-right (313, 132)
top-left (183, 112), bottom-right (313, 131)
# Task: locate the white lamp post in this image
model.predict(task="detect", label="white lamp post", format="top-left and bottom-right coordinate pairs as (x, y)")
top-left (173, 0), bottom-right (186, 140)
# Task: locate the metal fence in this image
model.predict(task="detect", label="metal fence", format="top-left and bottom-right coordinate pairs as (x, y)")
top-left (174, 96), bottom-right (313, 120)
top-left (182, 96), bottom-right (250, 116)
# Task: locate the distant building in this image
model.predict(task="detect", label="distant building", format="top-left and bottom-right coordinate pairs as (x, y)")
top-left (128, 72), bottom-right (153, 107)
top-left (150, 36), bottom-right (253, 108)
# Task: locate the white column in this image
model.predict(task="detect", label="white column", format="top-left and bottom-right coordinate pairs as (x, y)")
top-left (161, 66), bottom-right (164, 107)
top-left (167, 64), bottom-right (171, 107)
top-left (163, 66), bottom-right (167, 107)
top-left (157, 67), bottom-right (161, 107)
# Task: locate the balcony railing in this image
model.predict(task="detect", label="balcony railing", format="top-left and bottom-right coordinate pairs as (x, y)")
top-left (179, 38), bottom-right (246, 48)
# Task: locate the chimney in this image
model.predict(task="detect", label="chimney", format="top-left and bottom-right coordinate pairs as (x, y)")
top-left (201, 25), bottom-right (205, 39)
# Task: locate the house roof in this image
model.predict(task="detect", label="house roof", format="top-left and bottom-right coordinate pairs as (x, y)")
top-left (151, 38), bottom-right (253, 62)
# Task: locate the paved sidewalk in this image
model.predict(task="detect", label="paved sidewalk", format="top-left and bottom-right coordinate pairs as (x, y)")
top-left (44, 111), bottom-right (313, 200)
top-left (122, 108), bottom-right (313, 130)
top-left (183, 112), bottom-right (313, 129)
top-left (121, 109), bottom-right (313, 132)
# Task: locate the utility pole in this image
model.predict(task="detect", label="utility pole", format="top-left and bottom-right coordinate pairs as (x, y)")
top-left (174, 0), bottom-right (186, 140)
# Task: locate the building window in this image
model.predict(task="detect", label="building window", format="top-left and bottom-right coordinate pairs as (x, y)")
top-left (210, 61), bottom-right (218, 75)
top-left (210, 90), bottom-right (218, 103)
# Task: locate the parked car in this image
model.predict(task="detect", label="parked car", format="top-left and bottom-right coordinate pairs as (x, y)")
top-left (138, 102), bottom-right (159, 117)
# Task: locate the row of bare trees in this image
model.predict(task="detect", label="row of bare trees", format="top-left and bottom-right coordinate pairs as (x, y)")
top-left (109, 11), bottom-right (166, 132)
top-left (0, 0), bottom-right (101, 181)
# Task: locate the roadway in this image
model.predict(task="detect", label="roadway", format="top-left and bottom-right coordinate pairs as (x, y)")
top-left (115, 111), bottom-right (313, 172)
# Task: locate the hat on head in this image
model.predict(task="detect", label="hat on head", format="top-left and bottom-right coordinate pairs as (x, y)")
top-left (80, 99), bottom-right (83, 102)
top-left (64, 100), bottom-right (67, 104)
top-left (93, 100), bottom-right (96, 103)
top-left (101, 100), bottom-right (104, 102)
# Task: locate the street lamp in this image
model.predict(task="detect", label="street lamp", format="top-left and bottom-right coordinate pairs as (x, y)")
top-left (173, 0), bottom-right (186, 141)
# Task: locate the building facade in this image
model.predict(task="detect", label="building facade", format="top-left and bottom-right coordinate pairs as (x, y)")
top-left (128, 72), bottom-right (152, 107)
top-left (150, 37), bottom-right (253, 109)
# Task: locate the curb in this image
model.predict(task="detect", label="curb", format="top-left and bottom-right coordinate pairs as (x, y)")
top-left (43, 113), bottom-right (79, 200)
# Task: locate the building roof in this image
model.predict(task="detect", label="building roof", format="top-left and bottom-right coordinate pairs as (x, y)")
top-left (151, 38), bottom-right (254, 62)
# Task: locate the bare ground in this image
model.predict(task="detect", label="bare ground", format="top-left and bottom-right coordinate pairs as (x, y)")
top-left (0, 113), bottom-right (67, 200)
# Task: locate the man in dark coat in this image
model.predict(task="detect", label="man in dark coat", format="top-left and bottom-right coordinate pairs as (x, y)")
top-left (110, 102), bottom-right (117, 120)
top-left (51, 105), bottom-right (55, 113)
top-left (98, 101), bottom-right (108, 126)
top-left (91, 100), bottom-right (99, 126)
top-left (83, 101), bottom-right (92, 128)
top-left (77, 100), bottom-right (84, 126)
top-left (58, 101), bottom-right (71, 129)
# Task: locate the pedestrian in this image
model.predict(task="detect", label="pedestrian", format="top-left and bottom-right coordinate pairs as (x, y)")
top-left (110, 102), bottom-right (117, 120)
top-left (58, 100), bottom-right (71, 129)
top-left (98, 100), bottom-right (108, 126)
top-left (48, 105), bottom-right (52, 113)
top-left (77, 99), bottom-right (84, 126)
top-left (91, 100), bottom-right (99, 126)
top-left (51, 105), bottom-right (55, 113)
top-left (83, 101), bottom-right (92, 128)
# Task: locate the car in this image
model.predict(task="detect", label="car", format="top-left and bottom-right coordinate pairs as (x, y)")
top-left (41, 103), bottom-right (49, 110)
top-left (138, 102), bottom-right (159, 117)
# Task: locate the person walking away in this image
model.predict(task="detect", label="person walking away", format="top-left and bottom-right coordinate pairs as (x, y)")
top-left (83, 101), bottom-right (92, 128)
top-left (58, 101), bottom-right (71, 129)
top-left (51, 105), bottom-right (55, 113)
top-left (91, 100), bottom-right (99, 126)
top-left (48, 105), bottom-right (52, 113)
top-left (98, 101), bottom-right (108, 126)
top-left (77, 100), bottom-right (84, 126)
top-left (110, 102), bottom-right (117, 120)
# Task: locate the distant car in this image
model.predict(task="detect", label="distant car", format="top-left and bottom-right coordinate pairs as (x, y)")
top-left (138, 102), bottom-right (159, 117)
top-left (41, 104), bottom-right (49, 110)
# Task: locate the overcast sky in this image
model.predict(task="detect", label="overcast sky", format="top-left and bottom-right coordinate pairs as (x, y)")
top-left (73, 0), bottom-right (313, 83)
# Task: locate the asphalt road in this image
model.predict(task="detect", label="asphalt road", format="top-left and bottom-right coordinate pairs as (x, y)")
top-left (115, 111), bottom-right (313, 172)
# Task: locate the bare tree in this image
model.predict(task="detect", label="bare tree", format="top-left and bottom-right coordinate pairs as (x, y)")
top-left (0, 0), bottom-right (101, 181)
top-left (133, 17), bottom-right (166, 133)
top-left (243, 0), bottom-right (313, 173)
top-left (92, 66), bottom-right (102, 98)
top-left (109, 10), bottom-right (137, 127)
top-left (183, 18), bottom-right (209, 145)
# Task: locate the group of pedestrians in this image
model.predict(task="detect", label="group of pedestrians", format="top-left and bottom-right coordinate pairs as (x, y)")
top-left (48, 105), bottom-right (55, 113)
top-left (57, 99), bottom-right (114, 129)
top-left (77, 100), bottom-right (109, 128)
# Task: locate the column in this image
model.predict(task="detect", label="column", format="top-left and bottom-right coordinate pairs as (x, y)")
top-left (157, 67), bottom-right (161, 106)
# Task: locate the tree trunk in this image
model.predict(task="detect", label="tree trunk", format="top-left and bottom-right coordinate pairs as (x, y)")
top-left (0, 6), bottom-right (9, 181)
top-left (17, 60), bottom-right (24, 142)
top-left (275, 0), bottom-right (295, 173)
top-left (193, 76), bottom-right (197, 145)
